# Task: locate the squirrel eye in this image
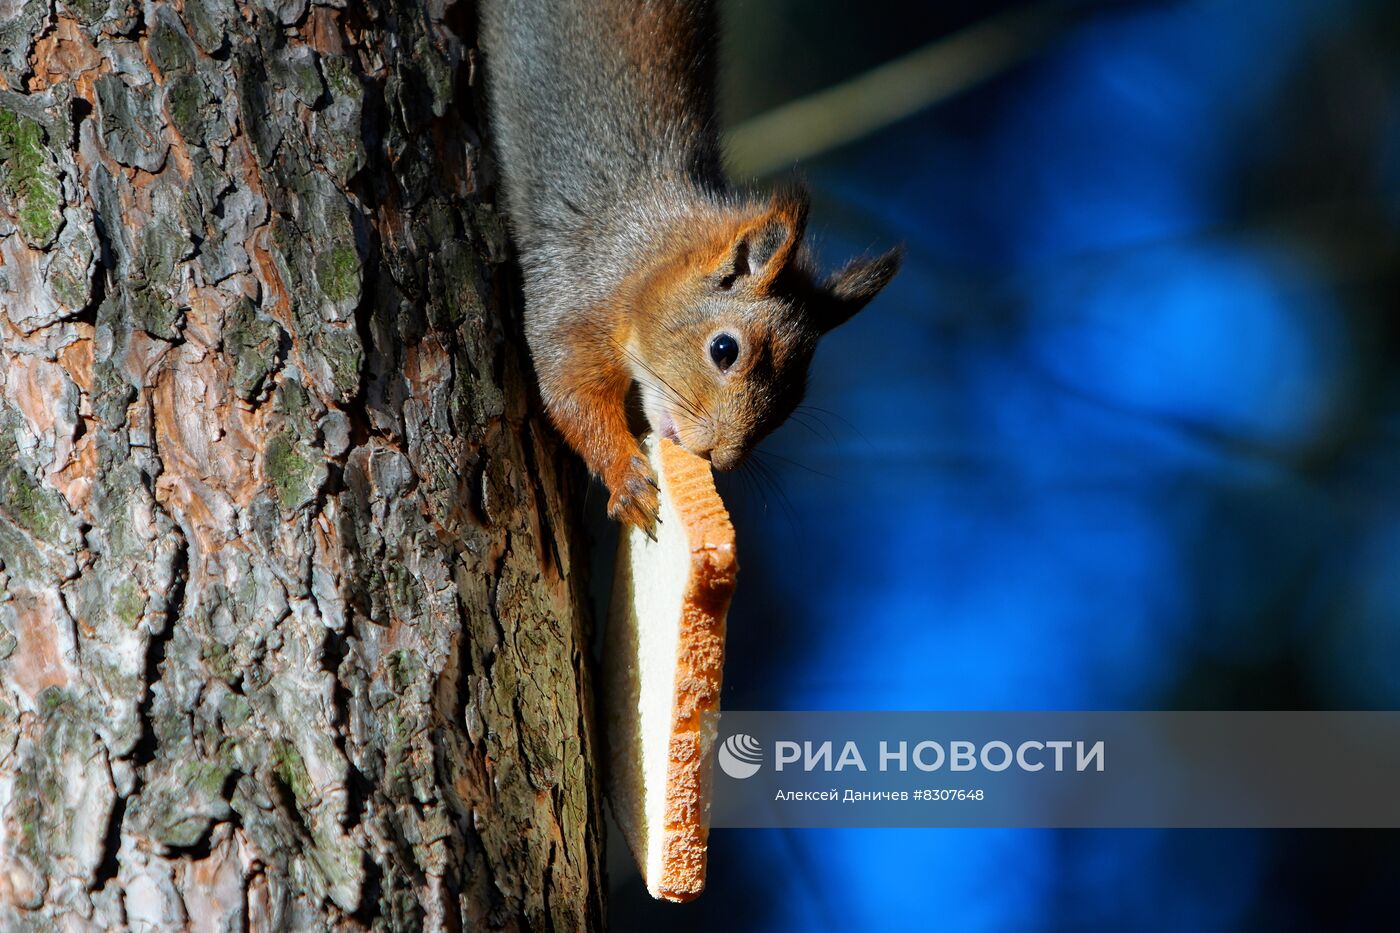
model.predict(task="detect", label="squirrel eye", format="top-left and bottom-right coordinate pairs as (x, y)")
top-left (709, 333), bottom-right (739, 371)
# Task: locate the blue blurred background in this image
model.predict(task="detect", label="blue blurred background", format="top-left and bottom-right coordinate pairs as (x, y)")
top-left (606, 0), bottom-right (1400, 927)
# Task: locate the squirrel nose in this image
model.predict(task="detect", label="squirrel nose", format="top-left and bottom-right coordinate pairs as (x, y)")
top-left (710, 448), bottom-right (741, 472)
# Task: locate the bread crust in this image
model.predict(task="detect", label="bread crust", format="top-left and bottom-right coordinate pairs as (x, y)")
top-left (653, 437), bottom-right (736, 900)
top-left (604, 436), bottom-right (737, 902)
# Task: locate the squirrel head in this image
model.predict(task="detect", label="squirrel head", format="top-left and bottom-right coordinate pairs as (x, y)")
top-left (626, 188), bottom-right (901, 471)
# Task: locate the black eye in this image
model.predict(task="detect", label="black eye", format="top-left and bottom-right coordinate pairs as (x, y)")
top-left (709, 333), bottom-right (739, 371)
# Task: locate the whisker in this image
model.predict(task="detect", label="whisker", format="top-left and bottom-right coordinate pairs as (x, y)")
top-left (610, 337), bottom-right (708, 422)
top-left (751, 447), bottom-right (837, 482)
top-left (744, 452), bottom-right (800, 540)
top-left (783, 412), bottom-right (826, 440)
top-left (795, 404), bottom-right (873, 449)
top-left (736, 460), bottom-right (770, 518)
top-left (785, 408), bottom-right (838, 443)
top-left (789, 406), bottom-right (840, 443)
top-left (613, 341), bottom-right (677, 408)
top-left (734, 461), bottom-right (762, 511)
top-left (630, 359), bottom-right (705, 423)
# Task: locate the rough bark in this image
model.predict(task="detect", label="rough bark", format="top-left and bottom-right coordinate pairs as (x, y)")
top-left (0, 1), bottom-right (605, 929)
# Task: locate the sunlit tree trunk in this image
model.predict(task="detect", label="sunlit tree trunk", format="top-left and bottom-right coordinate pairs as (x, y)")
top-left (0, 1), bottom-right (604, 928)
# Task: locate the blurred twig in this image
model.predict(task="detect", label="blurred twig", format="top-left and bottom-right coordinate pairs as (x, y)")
top-left (724, 0), bottom-right (1082, 178)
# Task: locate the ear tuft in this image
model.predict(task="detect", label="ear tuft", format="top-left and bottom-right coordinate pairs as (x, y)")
top-left (714, 187), bottom-right (810, 291)
top-left (818, 246), bottom-right (902, 332)
top-left (748, 216), bottom-right (791, 270)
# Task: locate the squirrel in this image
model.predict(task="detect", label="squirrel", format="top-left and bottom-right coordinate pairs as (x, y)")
top-left (479, 0), bottom-right (900, 534)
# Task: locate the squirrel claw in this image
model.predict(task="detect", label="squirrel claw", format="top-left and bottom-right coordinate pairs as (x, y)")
top-left (608, 490), bottom-right (659, 537)
top-left (607, 456), bottom-right (660, 536)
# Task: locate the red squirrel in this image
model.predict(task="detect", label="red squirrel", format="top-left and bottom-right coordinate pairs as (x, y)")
top-left (479, 0), bottom-right (900, 534)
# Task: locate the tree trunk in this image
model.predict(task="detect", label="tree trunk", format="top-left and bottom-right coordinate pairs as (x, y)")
top-left (0, 1), bottom-right (605, 929)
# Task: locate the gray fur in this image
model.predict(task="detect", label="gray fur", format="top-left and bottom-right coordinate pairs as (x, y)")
top-left (480, 0), bottom-right (725, 349)
top-left (478, 0), bottom-right (899, 515)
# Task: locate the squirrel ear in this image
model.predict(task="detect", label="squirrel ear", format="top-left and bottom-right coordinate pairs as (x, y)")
top-left (715, 189), bottom-right (809, 291)
top-left (815, 247), bottom-right (903, 333)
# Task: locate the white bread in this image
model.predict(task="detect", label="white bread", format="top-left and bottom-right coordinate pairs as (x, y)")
top-left (604, 434), bottom-right (738, 902)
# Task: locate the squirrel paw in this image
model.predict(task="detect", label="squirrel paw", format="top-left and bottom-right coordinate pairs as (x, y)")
top-left (607, 455), bottom-right (661, 539)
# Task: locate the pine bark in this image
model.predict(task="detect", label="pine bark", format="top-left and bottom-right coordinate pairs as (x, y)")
top-left (0, 1), bottom-right (605, 929)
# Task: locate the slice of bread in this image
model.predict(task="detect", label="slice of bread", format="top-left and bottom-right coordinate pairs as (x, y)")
top-left (604, 434), bottom-right (738, 902)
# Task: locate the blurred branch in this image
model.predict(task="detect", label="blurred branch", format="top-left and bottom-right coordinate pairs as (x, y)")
top-left (724, 0), bottom-right (1084, 178)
